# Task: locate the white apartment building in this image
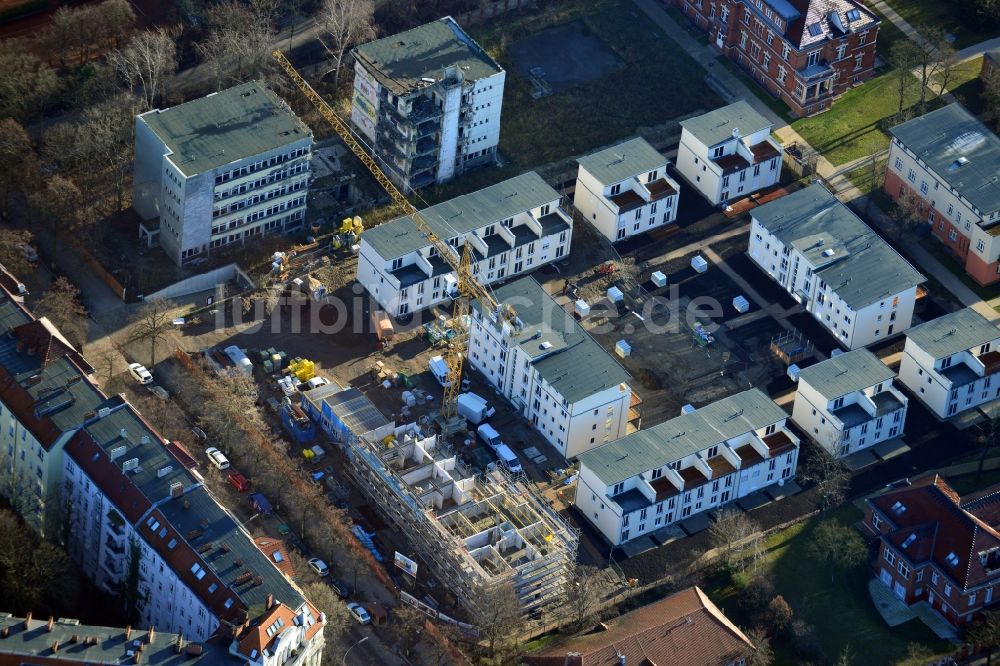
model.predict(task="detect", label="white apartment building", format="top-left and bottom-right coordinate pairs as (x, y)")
top-left (573, 137), bottom-right (681, 242)
top-left (748, 183), bottom-right (925, 349)
top-left (351, 16), bottom-right (505, 192)
top-left (467, 276), bottom-right (636, 459)
top-left (792, 349), bottom-right (908, 457)
top-left (898, 307), bottom-right (1000, 419)
top-left (575, 389), bottom-right (799, 546)
top-left (134, 81), bottom-right (313, 266)
top-left (357, 171), bottom-right (572, 317)
top-left (886, 103), bottom-right (1000, 286)
top-left (675, 101), bottom-right (783, 206)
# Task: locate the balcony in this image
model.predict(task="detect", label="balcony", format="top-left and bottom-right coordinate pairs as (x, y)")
top-left (714, 153), bottom-right (751, 175)
top-left (761, 430), bottom-right (797, 457)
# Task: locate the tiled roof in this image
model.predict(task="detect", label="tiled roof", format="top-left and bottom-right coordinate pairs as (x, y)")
top-left (255, 537), bottom-right (295, 579)
top-left (784, 0), bottom-right (878, 49)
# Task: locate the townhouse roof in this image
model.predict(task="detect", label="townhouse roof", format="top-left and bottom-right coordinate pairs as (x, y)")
top-left (798, 348), bottom-right (895, 399)
top-left (869, 475), bottom-right (1000, 591)
top-left (577, 137), bottom-right (666, 186)
top-left (477, 276), bottom-right (631, 405)
top-left (139, 81), bottom-right (311, 176)
top-left (353, 16), bottom-right (502, 97)
top-left (363, 171), bottom-right (559, 259)
top-left (579, 389), bottom-right (786, 486)
top-left (254, 536), bottom-right (296, 578)
top-left (680, 101), bottom-right (771, 148)
top-left (752, 184), bottom-right (925, 309)
top-left (889, 103), bottom-right (1000, 216)
top-left (524, 586), bottom-right (753, 666)
top-left (0, 614), bottom-right (229, 665)
top-left (905, 307), bottom-right (1000, 359)
top-left (786, 0), bottom-right (878, 49)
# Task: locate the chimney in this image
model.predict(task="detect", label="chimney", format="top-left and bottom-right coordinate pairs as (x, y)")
top-left (52, 641), bottom-right (59, 653)
top-left (147, 626), bottom-right (155, 643)
top-left (174, 634), bottom-right (184, 654)
top-left (125, 625), bottom-right (132, 640)
top-left (266, 594), bottom-right (274, 609)
top-left (1, 627), bottom-right (9, 638)
top-left (133, 649), bottom-right (142, 664)
top-left (47, 617), bottom-right (54, 632)
top-left (24, 613), bottom-right (32, 629)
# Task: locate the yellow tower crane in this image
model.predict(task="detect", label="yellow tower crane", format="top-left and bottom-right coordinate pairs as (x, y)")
top-left (272, 50), bottom-right (516, 419)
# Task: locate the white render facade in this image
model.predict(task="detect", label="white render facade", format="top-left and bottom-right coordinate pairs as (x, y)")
top-left (792, 349), bottom-right (908, 458)
top-left (357, 172), bottom-right (572, 317)
top-left (898, 308), bottom-right (1000, 419)
top-left (133, 82), bottom-right (313, 266)
top-left (576, 389), bottom-right (799, 546)
top-left (675, 101), bottom-right (783, 206)
top-left (573, 137), bottom-right (681, 242)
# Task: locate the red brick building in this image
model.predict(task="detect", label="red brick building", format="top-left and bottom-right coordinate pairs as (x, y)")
top-left (673, 0), bottom-right (880, 117)
top-left (862, 475), bottom-right (1000, 627)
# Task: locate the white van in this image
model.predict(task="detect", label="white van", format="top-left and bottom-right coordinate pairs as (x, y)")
top-left (429, 355), bottom-right (451, 387)
top-left (494, 444), bottom-right (522, 474)
top-left (457, 392), bottom-right (496, 425)
top-left (477, 423), bottom-right (502, 451)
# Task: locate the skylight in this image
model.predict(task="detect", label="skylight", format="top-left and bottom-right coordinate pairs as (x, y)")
top-left (945, 552), bottom-right (960, 566)
top-left (901, 533), bottom-right (917, 549)
top-left (845, 9), bottom-right (861, 21)
top-left (891, 500), bottom-right (907, 516)
top-left (807, 23), bottom-right (823, 36)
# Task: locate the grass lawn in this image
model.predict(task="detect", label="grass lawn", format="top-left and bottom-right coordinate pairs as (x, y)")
top-left (714, 56), bottom-right (794, 121)
top-left (844, 157), bottom-right (887, 196)
top-left (881, 0), bottom-right (996, 49)
top-left (470, 0), bottom-right (722, 171)
top-left (918, 236), bottom-right (1000, 301)
top-left (866, 4), bottom-right (911, 58)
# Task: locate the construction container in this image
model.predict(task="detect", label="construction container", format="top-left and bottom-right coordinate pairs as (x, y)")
top-left (574, 300), bottom-right (591, 317)
top-left (787, 364), bottom-right (801, 382)
top-left (651, 271), bottom-right (667, 288)
top-left (370, 309), bottom-right (394, 341)
top-left (691, 255), bottom-right (709, 273)
top-left (733, 295), bottom-right (750, 313)
top-left (681, 404), bottom-right (696, 415)
top-left (607, 286), bottom-right (624, 303)
top-left (615, 340), bottom-right (631, 358)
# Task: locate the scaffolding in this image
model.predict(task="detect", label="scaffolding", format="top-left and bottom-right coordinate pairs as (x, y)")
top-left (341, 422), bottom-right (579, 621)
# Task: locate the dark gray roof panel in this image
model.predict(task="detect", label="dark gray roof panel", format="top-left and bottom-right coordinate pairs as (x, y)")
top-left (906, 307), bottom-right (1000, 359)
top-left (680, 101), bottom-right (771, 147)
top-left (577, 137), bottom-right (666, 186)
top-left (798, 349), bottom-right (895, 399)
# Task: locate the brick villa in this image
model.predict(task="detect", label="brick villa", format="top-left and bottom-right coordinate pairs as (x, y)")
top-left (673, 0), bottom-right (880, 117)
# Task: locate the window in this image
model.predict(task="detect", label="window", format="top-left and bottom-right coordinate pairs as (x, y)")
top-left (777, 66), bottom-right (787, 84)
top-left (978, 239), bottom-right (986, 253)
top-left (894, 157), bottom-right (903, 170)
top-left (807, 50), bottom-right (820, 66)
top-left (836, 43), bottom-right (847, 59)
top-left (907, 169), bottom-right (916, 183)
top-left (782, 43), bottom-right (790, 60)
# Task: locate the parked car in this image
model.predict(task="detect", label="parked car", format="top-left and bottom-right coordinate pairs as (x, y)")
top-left (329, 578), bottom-right (350, 599)
top-left (249, 492), bottom-right (273, 516)
top-left (205, 447), bottom-right (230, 470)
top-left (477, 423), bottom-right (503, 451)
top-left (277, 376), bottom-right (296, 397)
top-left (128, 363), bottom-right (153, 385)
top-left (226, 471), bottom-right (251, 492)
top-left (305, 376), bottom-right (329, 390)
top-left (346, 602), bottom-right (371, 625)
top-left (308, 557), bottom-right (329, 577)
top-left (286, 537), bottom-right (310, 558)
top-left (494, 443), bottom-right (523, 474)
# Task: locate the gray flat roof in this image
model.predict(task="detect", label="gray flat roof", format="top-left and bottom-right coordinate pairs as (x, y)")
top-left (363, 171), bottom-right (558, 259)
top-left (680, 101), bottom-right (771, 147)
top-left (798, 349), bottom-right (895, 399)
top-left (578, 389), bottom-right (786, 486)
top-left (889, 104), bottom-right (1000, 215)
top-left (476, 276), bottom-right (631, 405)
top-left (353, 16), bottom-right (502, 97)
top-left (906, 307), bottom-right (1000, 359)
top-left (577, 137), bottom-right (666, 186)
top-left (752, 184), bottom-right (924, 309)
top-left (139, 81), bottom-right (311, 176)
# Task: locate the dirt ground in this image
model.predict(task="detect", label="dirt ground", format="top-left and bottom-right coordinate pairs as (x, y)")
top-left (507, 20), bottom-right (624, 93)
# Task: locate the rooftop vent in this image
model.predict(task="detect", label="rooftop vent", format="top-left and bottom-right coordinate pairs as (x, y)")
top-left (157, 465), bottom-right (174, 479)
top-left (169, 482), bottom-right (184, 498)
top-left (97, 407), bottom-right (111, 418)
top-left (822, 249), bottom-right (835, 257)
top-left (949, 156), bottom-right (970, 171)
top-left (122, 458), bottom-right (139, 473)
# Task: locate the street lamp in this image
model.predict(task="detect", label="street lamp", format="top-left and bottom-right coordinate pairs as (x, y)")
top-left (342, 636), bottom-right (369, 666)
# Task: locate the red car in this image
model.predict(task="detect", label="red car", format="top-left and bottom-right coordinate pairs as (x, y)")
top-left (227, 471), bottom-right (251, 492)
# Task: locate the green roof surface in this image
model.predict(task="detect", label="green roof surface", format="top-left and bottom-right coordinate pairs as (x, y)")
top-left (363, 171), bottom-right (558, 258)
top-left (752, 184), bottom-right (925, 309)
top-left (889, 104), bottom-right (1000, 215)
top-left (798, 349), bottom-right (895, 399)
top-left (140, 81), bottom-right (311, 176)
top-left (906, 307), bottom-right (1000, 359)
top-left (353, 17), bottom-right (502, 96)
top-left (475, 276), bottom-right (631, 404)
top-left (578, 389), bottom-right (786, 486)
top-left (680, 100), bottom-right (771, 147)
top-left (577, 137), bottom-right (666, 185)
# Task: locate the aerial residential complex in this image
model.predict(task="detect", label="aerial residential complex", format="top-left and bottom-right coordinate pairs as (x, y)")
top-left (675, 101), bottom-right (783, 205)
top-left (357, 172), bottom-right (572, 316)
top-left (468, 276), bottom-right (637, 459)
top-left (573, 137), bottom-right (680, 242)
top-left (575, 389), bottom-right (799, 546)
top-left (792, 349), bottom-right (908, 458)
top-left (748, 183), bottom-right (925, 349)
top-left (351, 17), bottom-right (505, 192)
top-left (133, 81), bottom-right (313, 266)
top-left (674, 0), bottom-right (880, 117)
top-left (898, 307), bottom-right (1000, 420)
top-left (887, 104), bottom-right (1000, 286)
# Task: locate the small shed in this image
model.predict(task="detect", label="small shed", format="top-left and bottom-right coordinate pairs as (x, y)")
top-left (681, 404), bottom-right (696, 415)
top-left (651, 271), bottom-right (667, 288)
top-left (691, 255), bottom-right (709, 273)
top-left (607, 286), bottom-right (624, 303)
top-left (732, 295), bottom-right (750, 313)
top-left (575, 299), bottom-right (591, 317)
top-left (787, 364), bottom-right (801, 382)
top-left (615, 340), bottom-right (631, 358)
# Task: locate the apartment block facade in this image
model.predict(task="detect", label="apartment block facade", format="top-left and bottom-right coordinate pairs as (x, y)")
top-left (792, 349), bottom-right (907, 458)
top-left (576, 389), bottom-right (798, 546)
top-left (748, 184), bottom-right (925, 349)
top-left (134, 81), bottom-right (313, 266)
top-left (674, 0), bottom-right (880, 116)
top-left (675, 101), bottom-right (782, 205)
top-left (886, 104), bottom-right (1000, 286)
top-left (468, 277), bottom-right (636, 459)
top-left (357, 172), bottom-right (572, 317)
top-left (573, 137), bottom-right (680, 242)
top-left (351, 17), bottom-right (505, 192)
top-left (898, 307), bottom-right (1000, 420)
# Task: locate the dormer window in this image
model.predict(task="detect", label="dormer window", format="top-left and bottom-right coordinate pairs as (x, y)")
top-left (891, 500), bottom-right (907, 516)
top-left (981, 343), bottom-right (992, 354)
top-left (647, 170), bottom-right (658, 182)
top-left (946, 552), bottom-right (960, 567)
top-left (807, 23), bottom-right (822, 37)
top-left (846, 8), bottom-right (861, 21)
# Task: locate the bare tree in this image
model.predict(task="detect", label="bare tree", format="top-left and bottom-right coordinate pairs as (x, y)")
top-left (393, 606), bottom-right (428, 659)
top-left (0, 228), bottom-right (35, 278)
top-left (197, 0), bottom-right (277, 90)
top-left (889, 41), bottom-right (920, 116)
top-left (0, 39), bottom-right (60, 122)
top-left (806, 519), bottom-right (867, 583)
top-left (562, 564), bottom-right (604, 631)
top-left (799, 439), bottom-right (850, 511)
top-left (888, 187), bottom-right (926, 243)
top-left (28, 176), bottom-right (94, 263)
top-left (318, 0), bottom-right (376, 87)
top-left (110, 29), bottom-right (177, 111)
top-left (745, 625), bottom-right (774, 666)
top-left (127, 298), bottom-right (176, 368)
top-left (475, 582), bottom-right (522, 658)
top-left (985, 70), bottom-right (1000, 131)
top-left (968, 610), bottom-right (1000, 666)
top-left (0, 119), bottom-right (39, 220)
top-left (301, 582), bottom-right (352, 657)
top-left (33, 277), bottom-right (88, 348)
top-left (709, 507), bottom-right (762, 572)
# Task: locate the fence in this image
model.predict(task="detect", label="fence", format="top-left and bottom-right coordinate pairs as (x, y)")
top-left (145, 263), bottom-right (255, 301)
top-left (80, 249), bottom-right (126, 301)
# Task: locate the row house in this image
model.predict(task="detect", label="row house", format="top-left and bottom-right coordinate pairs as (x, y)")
top-left (898, 307), bottom-right (1000, 420)
top-left (748, 183), bottom-right (925, 349)
top-left (886, 104), bottom-right (1000, 286)
top-left (674, 0), bottom-right (880, 116)
top-left (573, 137), bottom-right (681, 241)
top-left (357, 171), bottom-right (572, 317)
top-left (863, 475), bottom-right (1000, 627)
top-left (575, 389), bottom-right (798, 546)
top-left (675, 101), bottom-right (783, 205)
top-left (792, 348), bottom-right (908, 458)
top-left (468, 276), bottom-right (636, 459)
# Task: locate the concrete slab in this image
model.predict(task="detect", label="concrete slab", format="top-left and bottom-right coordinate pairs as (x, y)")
top-left (650, 525), bottom-right (686, 546)
top-left (523, 446), bottom-right (541, 458)
top-left (873, 438), bottom-right (910, 462)
top-left (678, 512), bottom-right (712, 536)
top-left (912, 602), bottom-right (959, 641)
top-left (868, 578), bottom-right (916, 627)
top-left (843, 449), bottom-right (880, 472)
top-left (735, 491), bottom-right (770, 512)
top-left (764, 480), bottom-right (802, 502)
top-left (618, 535), bottom-right (658, 558)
